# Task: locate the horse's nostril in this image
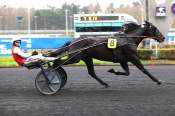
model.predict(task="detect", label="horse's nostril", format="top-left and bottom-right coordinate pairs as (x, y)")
top-left (160, 37), bottom-right (165, 42)
top-left (162, 36), bottom-right (165, 40)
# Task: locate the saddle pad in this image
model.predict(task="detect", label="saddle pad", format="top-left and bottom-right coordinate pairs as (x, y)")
top-left (107, 38), bottom-right (117, 49)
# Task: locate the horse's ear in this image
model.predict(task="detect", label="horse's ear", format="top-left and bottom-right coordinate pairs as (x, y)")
top-left (144, 20), bottom-right (150, 26)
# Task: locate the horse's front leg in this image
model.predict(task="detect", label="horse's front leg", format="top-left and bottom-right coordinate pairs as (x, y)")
top-left (130, 55), bottom-right (162, 85)
top-left (108, 62), bottom-right (130, 76)
top-left (82, 57), bottom-right (109, 88)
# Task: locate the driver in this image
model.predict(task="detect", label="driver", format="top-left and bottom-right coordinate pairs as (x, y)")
top-left (11, 38), bottom-right (57, 66)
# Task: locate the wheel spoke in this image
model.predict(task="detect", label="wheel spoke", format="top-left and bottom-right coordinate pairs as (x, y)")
top-left (48, 85), bottom-right (57, 92)
top-left (50, 81), bottom-right (60, 84)
top-left (49, 74), bottom-right (55, 82)
top-left (40, 82), bottom-right (49, 92)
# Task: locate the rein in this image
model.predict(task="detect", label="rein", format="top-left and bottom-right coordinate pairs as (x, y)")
top-left (51, 42), bottom-right (107, 70)
top-left (50, 33), bottom-right (161, 60)
top-left (53, 35), bottom-right (159, 57)
top-left (55, 35), bottom-right (157, 59)
top-left (56, 42), bottom-right (107, 59)
top-left (50, 35), bottom-right (161, 70)
top-left (118, 35), bottom-right (159, 39)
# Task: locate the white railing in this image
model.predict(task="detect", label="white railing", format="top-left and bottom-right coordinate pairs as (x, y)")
top-left (0, 30), bottom-right (74, 34)
top-left (169, 28), bottom-right (175, 32)
top-left (0, 28), bottom-right (174, 35)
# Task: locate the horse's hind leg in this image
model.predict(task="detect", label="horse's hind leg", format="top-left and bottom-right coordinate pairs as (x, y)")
top-left (108, 62), bottom-right (130, 76)
top-left (82, 57), bottom-right (109, 88)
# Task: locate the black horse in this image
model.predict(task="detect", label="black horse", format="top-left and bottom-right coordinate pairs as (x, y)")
top-left (51, 21), bottom-right (165, 88)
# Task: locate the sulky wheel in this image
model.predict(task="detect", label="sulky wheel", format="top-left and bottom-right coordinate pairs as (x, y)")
top-left (35, 68), bottom-right (62, 95)
top-left (56, 67), bottom-right (67, 89)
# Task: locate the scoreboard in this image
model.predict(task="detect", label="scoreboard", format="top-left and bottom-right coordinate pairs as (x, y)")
top-left (74, 13), bottom-right (138, 37)
top-left (80, 16), bottom-right (119, 21)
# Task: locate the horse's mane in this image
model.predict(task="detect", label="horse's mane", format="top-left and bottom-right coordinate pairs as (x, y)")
top-left (113, 22), bottom-right (140, 36)
top-left (64, 41), bottom-right (71, 46)
top-left (123, 21), bottom-right (140, 33)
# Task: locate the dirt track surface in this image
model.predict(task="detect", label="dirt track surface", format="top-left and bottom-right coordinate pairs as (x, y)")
top-left (0, 65), bottom-right (175, 116)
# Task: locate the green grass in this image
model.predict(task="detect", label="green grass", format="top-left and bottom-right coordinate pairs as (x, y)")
top-left (0, 56), bottom-right (18, 67)
top-left (1, 56), bottom-right (175, 67)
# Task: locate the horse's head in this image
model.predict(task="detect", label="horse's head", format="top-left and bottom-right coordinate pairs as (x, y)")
top-left (143, 21), bottom-right (165, 42)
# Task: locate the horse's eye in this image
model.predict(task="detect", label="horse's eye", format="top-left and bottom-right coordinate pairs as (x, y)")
top-left (156, 30), bottom-right (161, 35)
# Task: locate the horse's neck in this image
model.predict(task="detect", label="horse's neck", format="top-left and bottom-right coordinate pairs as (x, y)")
top-left (128, 28), bottom-right (146, 47)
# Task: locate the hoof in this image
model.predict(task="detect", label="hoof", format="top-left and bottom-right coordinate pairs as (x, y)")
top-left (108, 69), bottom-right (115, 73)
top-left (157, 80), bottom-right (163, 85)
top-left (103, 83), bottom-right (110, 88)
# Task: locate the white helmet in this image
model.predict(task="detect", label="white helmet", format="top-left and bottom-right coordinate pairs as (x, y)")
top-left (12, 38), bottom-right (21, 45)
